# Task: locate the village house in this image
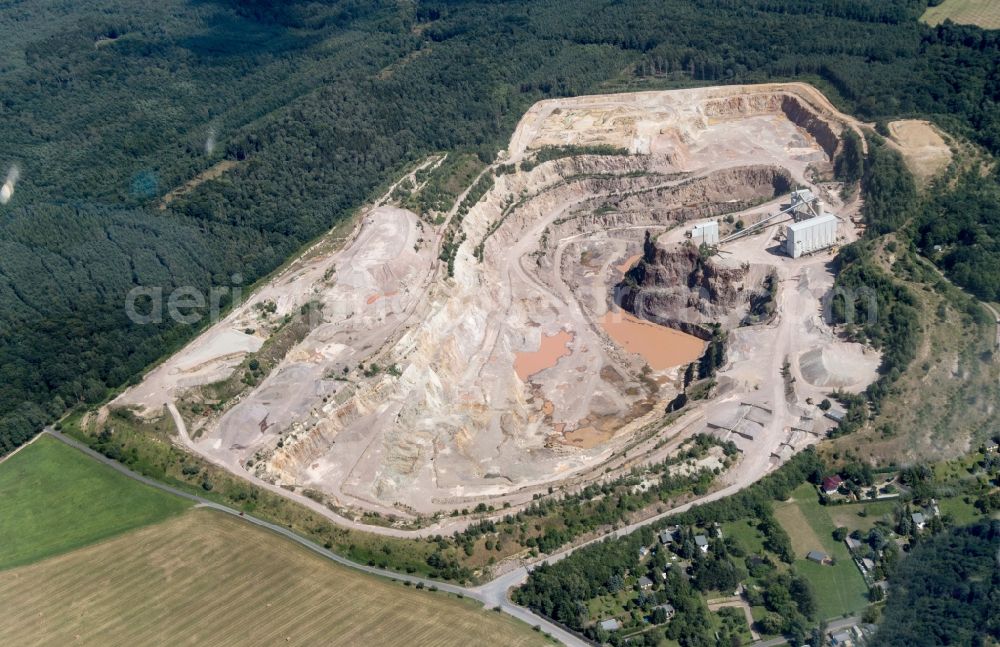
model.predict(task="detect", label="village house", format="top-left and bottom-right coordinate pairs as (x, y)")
top-left (653, 603), bottom-right (676, 621)
top-left (822, 475), bottom-right (844, 495)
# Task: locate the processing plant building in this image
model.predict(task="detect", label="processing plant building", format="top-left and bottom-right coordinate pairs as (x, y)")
top-left (689, 220), bottom-right (720, 246)
top-left (789, 189), bottom-right (824, 221)
top-left (785, 214), bottom-right (837, 258)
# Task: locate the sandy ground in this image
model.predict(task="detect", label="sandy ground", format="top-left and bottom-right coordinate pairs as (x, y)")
top-left (507, 82), bottom-right (867, 160)
top-left (887, 120), bottom-right (952, 183)
top-left (113, 83), bottom-right (878, 523)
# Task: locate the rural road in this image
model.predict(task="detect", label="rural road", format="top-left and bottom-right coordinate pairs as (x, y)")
top-left (470, 477), bottom-right (755, 610)
top-left (43, 424), bottom-right (835, 647)
top-left (43, 429), bottom-right (591, 647)
top-left (981, 300), bottom-right (1000, 351)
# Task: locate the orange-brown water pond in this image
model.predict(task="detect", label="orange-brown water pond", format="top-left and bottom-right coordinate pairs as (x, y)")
top-left (514, 330), bottom-right (574, 381)
top-left (600, 310), bottom-right (704, 370)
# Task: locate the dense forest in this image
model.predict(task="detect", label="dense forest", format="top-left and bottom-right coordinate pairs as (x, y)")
top-left (917, 173), bottom-right (1000, 301)
top-left (1, 0), bottom-right (1000, 454)
top-left (871, 520), bottom-right (1000, 646)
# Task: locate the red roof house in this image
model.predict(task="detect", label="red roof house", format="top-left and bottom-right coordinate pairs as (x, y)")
top-left (822, 475), bottom-right (844, 494)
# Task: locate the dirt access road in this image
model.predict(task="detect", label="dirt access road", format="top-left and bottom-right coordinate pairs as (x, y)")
top-left (46, 426), bottom-right (795, 647)
top-left (43, 428), bottom-right (590, 646)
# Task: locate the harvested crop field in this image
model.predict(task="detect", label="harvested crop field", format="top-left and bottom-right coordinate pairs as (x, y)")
top-left (887, 119), bottom-right (952, 183)
top-left (921, 0), bottom-right (1000, 29)
top-left (0, 509), bottom-right (549, 647)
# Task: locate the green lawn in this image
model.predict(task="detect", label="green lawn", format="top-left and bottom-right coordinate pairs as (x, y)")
top-left (794, 558), bottom-right (868, 621)
top-left (0, 435), bottom-right (190, 569)
top-left (938, 496), bottom-right (980, 525)
top-left (707, 607), bottom-right (753, 645)
top-left (585, 588), bottom-right (636, 623)
top-left (826, 499), bottom-right (899, 534)
top-left (776, 484), bottom-right (870, 620)
top-left (722, 519), bottom-right (766, 554)
top-left (932, 451), bottom-right (981, 483)
top-left (749, 605), bottom-right (769, 622)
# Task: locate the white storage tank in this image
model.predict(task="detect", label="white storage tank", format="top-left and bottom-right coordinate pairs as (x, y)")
top-left (785, 214), bottom-right (837, 258)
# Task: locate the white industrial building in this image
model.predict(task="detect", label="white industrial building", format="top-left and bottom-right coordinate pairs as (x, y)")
top-left (689, 220), bottom-right (719, 246)
top-left (785, 214), bottom-right (838, 258)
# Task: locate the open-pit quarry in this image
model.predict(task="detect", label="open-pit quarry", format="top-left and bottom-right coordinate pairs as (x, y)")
top-left (112, 83), bottom-right (880, 527)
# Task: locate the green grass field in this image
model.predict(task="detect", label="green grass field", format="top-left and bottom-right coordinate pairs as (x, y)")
top-left (0, 509), bottom-right (549, 647)
top-left (774, 484), bottom-right (869, 620)
top-left (721, 519), bottom-right (767, 554)
top-left (0, 435), bottom-right (191, 569)
top-left (826, 499), bottom-right (899, 533)
top-left (938, 496), bottom-right (981, 524)
top-left (585, 588), bottom-right (637, 624)
top-left (921, 0), bottom-right (1000, 29)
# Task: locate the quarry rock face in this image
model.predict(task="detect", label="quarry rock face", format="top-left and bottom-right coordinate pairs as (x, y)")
top-left (618, 244), bottom-right (751, 331)
top-left (116, 83), bottom-right (877, 518)
top-left (701, 93), bottom-right (842, 158)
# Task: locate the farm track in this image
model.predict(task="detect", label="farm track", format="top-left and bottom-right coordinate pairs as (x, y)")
top-left (42, 428), bottom-right (590, 647)
top-left (46, 427), bottom-right (788, 647)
